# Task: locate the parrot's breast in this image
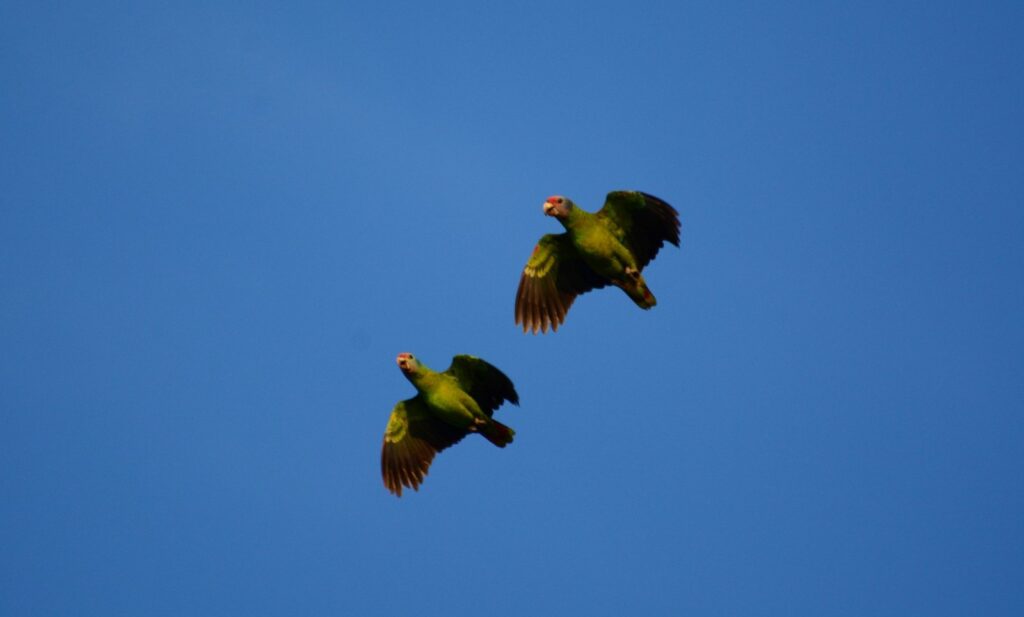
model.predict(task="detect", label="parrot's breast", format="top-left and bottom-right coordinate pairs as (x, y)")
top-left (574, 226), bottom-right (628, 278)
top-left (423, 379), bottom-right (478, 429)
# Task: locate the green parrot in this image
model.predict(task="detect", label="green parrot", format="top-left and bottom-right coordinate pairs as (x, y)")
top-left (515, 190), bottom-right (681, 333)
top-left (381, 352), bottom-right (519, 496)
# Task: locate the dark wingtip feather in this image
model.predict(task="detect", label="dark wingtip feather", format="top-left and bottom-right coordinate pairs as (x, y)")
top-left (382, 437), bottom-right (436, 497)
top-left (640, 191), bottom-right (682, 247)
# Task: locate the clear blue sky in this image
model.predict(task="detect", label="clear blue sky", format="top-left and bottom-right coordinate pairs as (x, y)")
top-left (2, 2), bottom-right (1022, 615)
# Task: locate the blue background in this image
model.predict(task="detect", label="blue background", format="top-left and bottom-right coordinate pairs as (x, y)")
top-left (2, 2), bottom-right (1022, 615)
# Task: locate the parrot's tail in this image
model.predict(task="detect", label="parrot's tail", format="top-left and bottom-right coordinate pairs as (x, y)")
top-left (480, 419), bottom-right (515, 448)
top-left (624, 274), bottom-right (657, 309)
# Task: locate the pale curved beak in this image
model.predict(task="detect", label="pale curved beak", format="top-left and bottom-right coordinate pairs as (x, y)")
top-left (543, 201), bottom-right (555, 216)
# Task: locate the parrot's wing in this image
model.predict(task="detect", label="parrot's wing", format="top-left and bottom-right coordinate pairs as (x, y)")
top-left (515, 233), bottom-right (607, 334)
top-left (381, 396), bottom-right (466, 497)
top-left (445, 355), bottom-right (519, 415)
top-left (596, 191), bottom-right (680, 269)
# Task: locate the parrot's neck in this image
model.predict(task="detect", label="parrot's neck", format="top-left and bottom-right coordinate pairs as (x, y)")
top-left (559, 207), bottom-right (590, 231)
top-left (405, 368), bottom-right (439, 392)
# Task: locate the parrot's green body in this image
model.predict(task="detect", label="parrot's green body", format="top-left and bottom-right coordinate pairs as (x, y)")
top-left (557, 204), bottom-right (655, 308)
top-left (381, 353), bottom-right (519, 496)
top-left (516, 190), bottom-right (681, 333)
top-left (405, 368), bottom-right (489, 430)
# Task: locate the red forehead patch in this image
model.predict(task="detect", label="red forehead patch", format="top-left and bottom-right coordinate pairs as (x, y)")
top-left (546, 195), bottom-right (561, 203)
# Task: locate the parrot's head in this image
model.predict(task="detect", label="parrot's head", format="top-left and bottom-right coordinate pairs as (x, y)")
top-left (543, 195), bottom-right (574, 220)
top-left (396, 352), bottom-right (421, 376)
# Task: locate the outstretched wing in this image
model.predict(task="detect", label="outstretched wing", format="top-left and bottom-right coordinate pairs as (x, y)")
top-left (445, 355), bottom-right (519, 415)
top-left (515, 233), bottom-right (607, 334)
top-left (596, 191), bottom-right (680, 269)
top-left (381, 396), bottom-right (467, 497)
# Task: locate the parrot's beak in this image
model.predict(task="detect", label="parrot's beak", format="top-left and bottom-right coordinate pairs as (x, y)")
top-left (543, 201), bottom-right (555, 216)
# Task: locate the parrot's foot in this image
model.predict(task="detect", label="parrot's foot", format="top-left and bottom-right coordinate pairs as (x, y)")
top-left (625, 266), bottom-right (641, 282)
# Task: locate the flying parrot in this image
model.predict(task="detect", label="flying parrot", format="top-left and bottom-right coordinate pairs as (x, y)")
top-left (381, 353), bottom-right (519, 496)
top-left (515, 190), bottom-right (681, 333)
